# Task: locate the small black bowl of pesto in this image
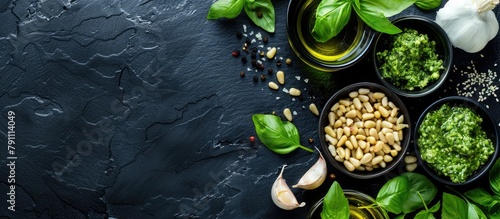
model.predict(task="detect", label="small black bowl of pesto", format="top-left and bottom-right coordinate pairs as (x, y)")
top-left (372, 15), bottom-right (453, 98)
top-left (414, 96), bottom-right (499, 185)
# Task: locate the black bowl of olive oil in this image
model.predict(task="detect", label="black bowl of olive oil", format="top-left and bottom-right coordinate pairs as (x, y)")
top-left (414, 96), bottom-right (499, 185)
top-left (287, 0), bottom-right (375, 72)
top-left (306, 190), bottom-right (389, 219)
top-left (372, 15), bottom-right (453, 97)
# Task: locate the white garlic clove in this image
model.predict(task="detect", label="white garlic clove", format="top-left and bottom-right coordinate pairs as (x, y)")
top-left (292, 148), bottom-right (327, 190)
top-left (271, 165), bottom-right (306, 210)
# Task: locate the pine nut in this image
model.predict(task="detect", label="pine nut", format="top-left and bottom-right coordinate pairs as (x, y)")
top-left (328, 112), bottom-right (336, 125)
top-left (404, 155), bottom-right (417, 164)
top-left (344, 160), bottom-right (356, 172)
top-left (324, 126), bottom-right (336, 138)
top-left (358, 88), bottom-right (370, 95)
top-left (283, 108), bottom-right (292, 121)
top-left (406, 163), bottom-right (418, 172)
top-left (328, 145), bottom-right (337, 157)
top-left (276, 71), bottom-right (285, 84)
top-left (360, 153), bottom-right (373, 164)
top-left (268, 81), bottom-right (279, 90)
top-left (309, 103), bottom-right (320, 116)
top-left (266, 47), bottom-right (277, 59)
top-left (337, 147), bottom-right (346, 159)
top-left (371, 155), bottom-right (384, 165)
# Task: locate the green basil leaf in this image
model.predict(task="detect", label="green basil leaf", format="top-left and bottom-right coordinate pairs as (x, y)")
top-left (464, 188), bottom-right (496, 208)
top-left (400, 172), bottom-right (437, 213)
top-left (251, 114), bottom-right (313, 154)
top-left (353, 0), bottom-right (361, 10)
top-left (312, 0), bottom-right (352, 42)
top-left (321, 181), bottom-right (350, 219)
top-left (414, 0), bottom-right (442, 10)
top-left (393, 215), bottom-right (405, 219)
top-left (207, 0), bottom-right (245, 19)
top-left (428, 200), bottom-right (441, 213)
top-left (244, 0), bottom-right (275, 33)
top-left (353, 2), bottom-right (401, 35)
top-left (488, 201), bottom-right (500, 219)
top-left (441, 192), bottom-right (468, 219)
top-left (358, 0), bottom-right (416, 17)
top-left (468, 202), bottom-right (488, 219)
top-left (415, 201), bottom-right (440, 219)
top-left (415, 211), bottom-right (437, 219)
top-left (376, 175), bottom-right (409, 214)
top-left (490, 158), bottom-right (500, 196)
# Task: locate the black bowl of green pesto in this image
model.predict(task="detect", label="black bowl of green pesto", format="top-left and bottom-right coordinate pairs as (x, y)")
top-left (414, 96), bottom-right (499, 185)
top-left (372, 15), bottom-right (453, 98)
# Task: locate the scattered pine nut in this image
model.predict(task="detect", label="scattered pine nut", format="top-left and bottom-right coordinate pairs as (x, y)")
top-left (309, 103), bottom-right (320, 116)
top-left (289, 88), bottom-right (301, 96)
top-left (266, 47), bottom-right (277, 59)
top-left (284, 108), bottom-right (293, 121)
top-left (277, 71), bottom-right (285, 84)
top-left (268, 82), bottom-right (279, 90)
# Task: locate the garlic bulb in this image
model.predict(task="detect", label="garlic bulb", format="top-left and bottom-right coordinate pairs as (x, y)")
top-left (271, 165), bottom-right (306, 210)
top-left (435, 0), bottom-right (499, 53)
top-left (292, 148), bottom-right (327, 190)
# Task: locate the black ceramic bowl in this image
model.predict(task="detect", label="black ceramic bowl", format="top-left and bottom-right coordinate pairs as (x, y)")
top-left (414, 96), bottom-right (499, 185)
top-left (287, 0), bottom-right (375, 72)
top-left (319, 82), bottom-right (411, 179)
top-left (372, 15), bottom-right (453, 97)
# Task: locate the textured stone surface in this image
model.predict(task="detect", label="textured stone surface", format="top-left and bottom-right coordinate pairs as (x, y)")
top-left (0, 0), bottom-right (499, 218)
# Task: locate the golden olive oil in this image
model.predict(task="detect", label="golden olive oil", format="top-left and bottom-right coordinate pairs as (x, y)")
top-left (296, 0), bottom-right (364, 62)
top-left (307, 191), bottom-right (389, 219)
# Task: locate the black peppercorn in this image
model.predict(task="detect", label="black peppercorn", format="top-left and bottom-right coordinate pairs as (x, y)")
top-left (276, 60), bottom-right (282, 67)
top-left (267, 68), bottom-right (273, 75)
top-left (308, 137), bottom-right (314, 143)
top-left (236, 31), bottom-right (243, 39)
top-left (258, 63), bottom-right (265, 70)
top-left (245, 38), bottom-right (251, 45)
top-left (251, 52), bottom-right (257, 59)
top-left (253, 75), bottom-right (258, 83)
top-left (263, 36), bottom-right (268, 44)
top-left (240, 71), bottom-right (245, 77)
top-left (251, 59), bottom-right (257, 67)
top-left (256, 10), bottom-right (263, 18)
top-left (241, 56), bottom-right (247, 63)
top-left (251, 47), bottom-right (258, 53)
top-left (260, 75), bottom-right (266, 81)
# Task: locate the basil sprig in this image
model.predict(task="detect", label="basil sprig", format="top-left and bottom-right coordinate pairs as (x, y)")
top-left (462, 158), bottom-right (500, 218)
top-left (251, 114), bottom-right (313, 154)
top-left (312, 0), bottom-right (440, 42)
top-left (321, 181), bottom-right (349, 219)
top-left (207, 0), bottom-right (275, 33)
top-left (359, 172), bottom-right (437, 217)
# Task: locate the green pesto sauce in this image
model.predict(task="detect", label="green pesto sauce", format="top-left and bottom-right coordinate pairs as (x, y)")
top-left (418, 104), bottom-right (495, 183)
top-left (377, 28), bottom-right (444, 91)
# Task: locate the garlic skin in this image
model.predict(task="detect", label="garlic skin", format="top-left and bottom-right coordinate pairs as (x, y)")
top-left (292, 149), bottom-right (327, 190)
top-left (271, 165), bottom-right (306, 210)
top-left (435, 0), bottom-right (499, 53)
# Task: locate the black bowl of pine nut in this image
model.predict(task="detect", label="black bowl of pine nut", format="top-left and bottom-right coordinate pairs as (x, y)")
top-left (319, 82), bottom-right (411, 179)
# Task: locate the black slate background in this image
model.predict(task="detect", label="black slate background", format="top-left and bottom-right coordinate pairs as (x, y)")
top-left (0, 0), bottom-right (499, 218)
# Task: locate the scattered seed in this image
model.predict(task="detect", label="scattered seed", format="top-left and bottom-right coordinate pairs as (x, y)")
top-left (276, 60), bottom-right (282, 67)
top-left (277, 71), bottom-right (285, 84)
top-left (267, 47), bottom-right (277, 59)
top-left (263, 36), bottom-right (269, 44)
top-left (308, 137), bottom-right (314, 143)
top-left (284, 108), bottom-right (293, 121)
top-left (309, 103), bottom-right (320, 116)
top-left (259, 51), bottom-right (265, 57)
top-left (260, 75), bottom-right (266, 81)
top-left (329, 173), bottom-right (336, 180)
top-left (240, 71), bottom-right (245, 77)
top-left (232, 49), bottom-right (240, 57)
top-left (267, 68), bottom-right (273, 75)
top-left (406, 163), bottom-right (418, 172)
top-left (268, 81), bottom-right (279, 90)
top-left (256, 10), bottom-right (263, 18)
top-left (404, 155), bottom-right (417, 164)
top-left (249, 135), bottom-right (255, 143)
top-left (286, 58), bottom-right (292, 65)
top-left (289, 88), bottom-right (301, 96)
top-left (251, 59), bottom-right (257, 67)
